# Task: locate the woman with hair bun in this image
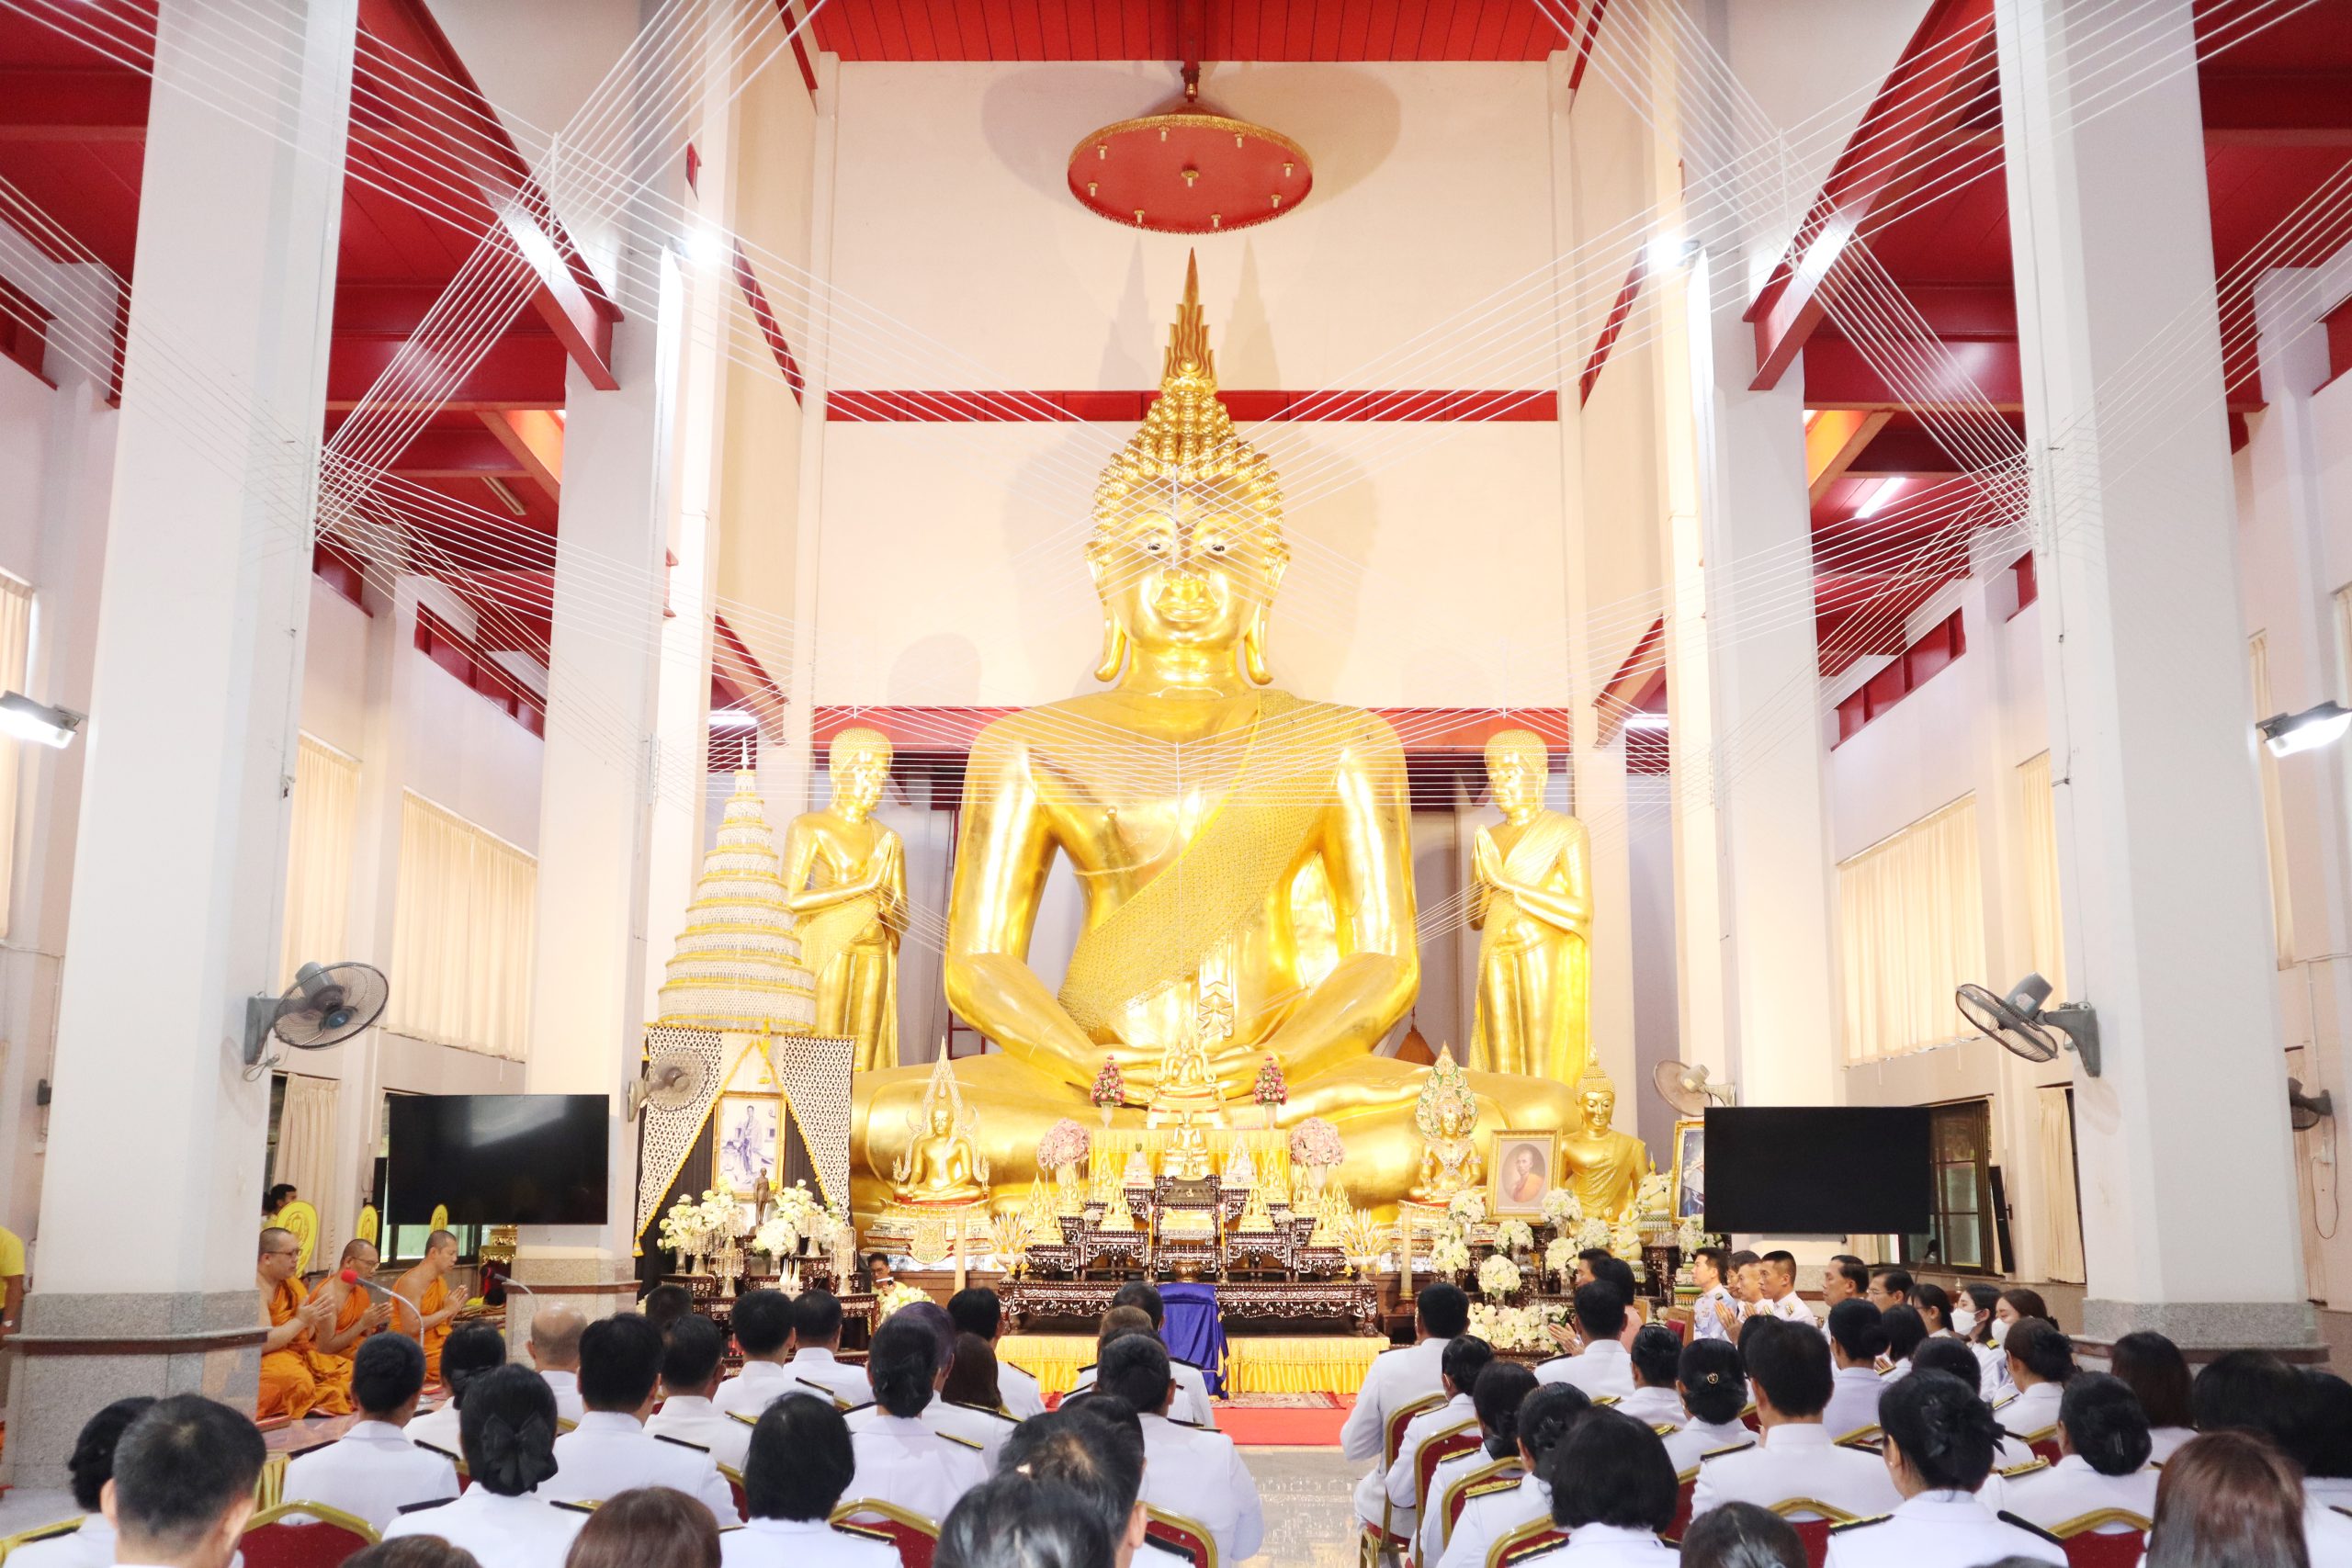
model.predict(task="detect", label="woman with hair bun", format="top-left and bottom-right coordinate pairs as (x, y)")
top-left (382, 1364), bottom-right (583, 1568)
top-left (1822, 1371), bottom-right (2067, 1567)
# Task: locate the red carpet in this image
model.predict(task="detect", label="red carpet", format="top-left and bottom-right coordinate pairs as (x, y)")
top-left (1216, 1394), bottom-right (1351, 1447)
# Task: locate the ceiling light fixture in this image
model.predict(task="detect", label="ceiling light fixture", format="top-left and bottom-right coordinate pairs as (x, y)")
top-left (1645, 229), bottom-right (1694, 273)
top-left (710, 709), bottom-right (759, 729)
top-left (1853, 478), bottom-right (1905, 520)
top-left (1623, 712), bottom-right (1670, 729)
top-left (2258, 701), bottom-right (2352, 758)
top-left (0, 693), bottom-right (83, 750)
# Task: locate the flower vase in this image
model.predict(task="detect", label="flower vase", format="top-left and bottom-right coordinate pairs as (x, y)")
top-left (1261, 1102), bottom-right (1275, 1131)
top-left (1099, 1106), bottom-right (1114, 1129)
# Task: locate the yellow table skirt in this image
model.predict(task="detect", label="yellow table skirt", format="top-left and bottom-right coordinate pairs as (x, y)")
top-left (998, 1333), bottom-right (1384, 1399)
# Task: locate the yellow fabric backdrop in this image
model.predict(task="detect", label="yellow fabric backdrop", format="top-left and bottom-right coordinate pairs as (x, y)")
top-left (997, 1332), bottom-right (1383, 1397)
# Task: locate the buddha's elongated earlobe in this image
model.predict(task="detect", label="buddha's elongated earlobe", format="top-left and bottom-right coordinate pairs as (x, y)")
top-left (1241, 606), bottom-right (1272, 685)
top-left (1093, 615), bottom-right (1129, 682)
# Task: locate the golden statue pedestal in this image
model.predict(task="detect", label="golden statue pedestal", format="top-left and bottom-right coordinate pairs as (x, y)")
top-left (869, 1197), bottom-right (991, 1286)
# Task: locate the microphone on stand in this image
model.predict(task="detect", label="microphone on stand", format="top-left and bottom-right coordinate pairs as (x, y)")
top-left (351, 1273), bottom-right (424, 1333)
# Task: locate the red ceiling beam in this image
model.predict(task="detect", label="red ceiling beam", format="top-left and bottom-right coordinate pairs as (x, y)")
top-left (1840, 423), bottom-right (1974, 481)
top-left (1804, 409), bottom-right (1892, 502)
top-left (826, 388), bottom-right (1559, 422)
top-left (376, 425), bottom-right (534, 479)
top-left (327, 333), bottom-right (571, 411)
top-left (477, 408), bottom-right (563, 505)
top-left (2197, 71), bottom-right (2352, 147)
top-left (0, 69), bottom-right (149, 141)
top-left (1802, 333), bottom-right (2024, 412)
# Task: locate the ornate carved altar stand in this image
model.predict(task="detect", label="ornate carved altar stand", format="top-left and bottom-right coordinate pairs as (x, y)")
top-left (1001, 1277), bottom-right (1381, 1333)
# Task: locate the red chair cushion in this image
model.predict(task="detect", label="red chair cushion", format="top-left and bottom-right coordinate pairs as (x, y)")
top-left (1787, 1518), bottom-right (1833, 1568)
top-left (238, 1520), bottom-right (373, 1568)
top-left (1665, 1479), bottom-right (1697, 1543)
top-left (876, 1519), bottom-right (936, 1568)
top-left (1148, 1516), bottom-right (1212, 1567)
top-left (2062, 1529), bottom-right (2148, 1568)
top-left (1498, 1527), bottom-right (1568, 1566)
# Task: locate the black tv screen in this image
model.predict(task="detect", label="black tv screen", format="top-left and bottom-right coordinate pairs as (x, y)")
top-left (1702, 1106), bottom-right (1932, 1234)
top-left (387, 1094), bottom-right (610, 1227)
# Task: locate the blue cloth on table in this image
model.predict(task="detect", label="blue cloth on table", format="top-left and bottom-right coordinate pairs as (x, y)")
top-left (1159, 1281), bottom-right (1226, 1397)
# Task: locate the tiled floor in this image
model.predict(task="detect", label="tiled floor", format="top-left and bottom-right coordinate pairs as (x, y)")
top-left (1238, 1446), bottom-right (1360, 1568)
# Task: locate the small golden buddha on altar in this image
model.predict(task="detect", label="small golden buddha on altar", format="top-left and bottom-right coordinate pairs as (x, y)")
top-left (1557, 1062), bottom-right (1652, 1221)
top-left (1408, 1048), bottom-right (1486, 1204)
top-left (888, 1054), bottom-right (989, 1205)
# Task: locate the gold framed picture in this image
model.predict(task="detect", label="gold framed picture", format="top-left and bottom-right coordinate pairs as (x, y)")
top-left (1669, 1117), bottom-right (1705, 1221)
top-left (711, 1093), bottom-right (781, 1194)
top-left (1490, 1130), bottom-right (1556, 1216)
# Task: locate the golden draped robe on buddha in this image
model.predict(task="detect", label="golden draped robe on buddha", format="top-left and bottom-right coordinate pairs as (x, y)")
top-left (258, 1279), bottom-right (353, 1421)
top-left (795, 831), bottom-right (903, 1072)
top-left (1469, 812), bottom-right (1590, 1084)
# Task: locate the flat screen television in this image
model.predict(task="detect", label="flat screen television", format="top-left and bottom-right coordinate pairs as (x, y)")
top-left (1701, 1106), bottom-right (1933, 1234)
top-left (386, 1093), bottom-right (610, 1227)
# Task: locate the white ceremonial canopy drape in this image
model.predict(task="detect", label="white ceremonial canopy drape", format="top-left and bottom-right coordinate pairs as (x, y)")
top-left (1838, 795), bottom-right (1986, 1063)
top-left (272, 1071), bottom-right (341, 1258)
top-left (280, 734), bottom-right (361, 983)
top-left (0, 574), bottom-right (35, 942)
top-left (2034, 1084), bottom-right (2087, 1284)
top-left (2016, 752), bottom-right (2066, 998)
top-left (388, 791), bottom-right (536, 1060)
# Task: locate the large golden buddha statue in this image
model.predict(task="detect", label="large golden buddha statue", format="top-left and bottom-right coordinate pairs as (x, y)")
top-left (850, 256), bottom-right (1587, 1219)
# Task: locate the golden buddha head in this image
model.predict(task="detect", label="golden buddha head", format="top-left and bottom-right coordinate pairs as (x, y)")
top-left (828, 728), bottom-right (892, 819)
top-left (1485, 728), bottom-right (1549, 817)
top-left (1578, 1063), bottom-right (1617, 1132)
top-left (1088, 253), bottom-right (1289, 685)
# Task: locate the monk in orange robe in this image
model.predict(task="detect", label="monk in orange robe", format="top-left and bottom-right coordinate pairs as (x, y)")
top-left (305, 1237), bottom-right (393, 1403)
top-left (392, 1228), bottom-right (463, 1384)
top-left (256, 1226), bottom-right (351, 1420)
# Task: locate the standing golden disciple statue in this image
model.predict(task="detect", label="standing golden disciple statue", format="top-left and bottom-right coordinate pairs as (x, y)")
top-left (1556, 1063), bottom-right (1652, 1220)
top-left (784, 727), bottom-right (905, 1071)
top-left (848, 254), bottom-right (1589, 1219)
top-left (1468, 728), bottom-right (1593, 1084)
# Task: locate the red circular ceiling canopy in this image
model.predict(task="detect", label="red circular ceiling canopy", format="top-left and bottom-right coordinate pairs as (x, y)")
top-left (1068, 110), bottom-right (1313, 234)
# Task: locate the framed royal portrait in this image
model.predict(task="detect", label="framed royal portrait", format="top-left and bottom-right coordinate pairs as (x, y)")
top-left (711, 1094), bottom-right (780, 1194)
top-left (1670, 1118), bottom-right (1706, 1221)
top-left (1490, 1131), bottom-right (1557, 1216)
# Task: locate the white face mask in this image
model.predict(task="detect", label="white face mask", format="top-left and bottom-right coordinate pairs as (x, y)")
top-left (1989, 1316), bottom-right (2009, 1347)
top-left (1951, 1306), bottom-right (1978, 1337)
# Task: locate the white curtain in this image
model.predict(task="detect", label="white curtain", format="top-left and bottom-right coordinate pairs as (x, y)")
top-left (2033, 1084), bottom-right (2087, 1284)
top-left (1838, 795), bottom-right (1986, 1063)
top-left (2250, 635), bottom-right (2296, 964)
top-left (388, 792), bottom-right (537, 1059)
top-left (272, 1072), bottom-right (342, 1265)
top-left (280, 735), bottom-right (361, 984)
top-left (2016, 751), bottom-right (2066, 998)
top-left (0, 574), bottom-right (35, 942)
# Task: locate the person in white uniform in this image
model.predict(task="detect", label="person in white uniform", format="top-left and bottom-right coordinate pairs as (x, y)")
top-left (1618, 1325), bottom-right (1690, 1430)
top-left (1877, 1305), bottom-right (1926, 1384)
top-left (96, 1395), bottom-right (267, 1568)
top-left (950, 1285), bottom-right (1046, 1419)
top-left (1510, 1407), bottom-right (1681, 1563)
top-left (2003, 1373), bottom-right (2158, 1531)
top-left (1821, 1259), bottom-right (1869, 1314)
top-left (6, 1396), bottom-right (152, 1568)
top-left (1689, 1247), bottom-right (1740, 1344)
top-left (1002, 1402), bottom-right (1155, 1568)
top-left (1822, 1301), bottom-right (1891, 1441)
top-left (2110, 1330), bottom-right (2197, 1466)
top-left (1067, 1282), bottom-right (1218, 1427)
top-left (2145, 1428), bottom-right (2335, 1568)
top-left (281, 1334), bottom-right (459, 1532)
top-left (722, 1392), bottom-right (900, 1568)
top-left (1955, 1284), bottom-right (2007, 1399)
top-left (714, 1291), bottom-right (803, 1418)
top-left (1534, 1281), bottom-right (1635, 1401)
top-left (646, 1314), bottom-right (753, 1471)
top-left (1995, 1319), bottom-right (2073, 1442)
top-left (1907, 1339), bottom-right (2037, 1478)
top-left (1693, 1317), bottom-right (1901, 1522)
top-left (404, 1322), bottom-right (507, 1461)
top-left (2192, 1349), bottom-right (2352, 1568)
top-left (2296, 1371), bottom-right (2352, 1531)
top-left (842, 1314), bottom-right (990, 1529)
top-left (1758, 1252), bottom-right (1815, 1325)
top-left (851, 1327), bottom-right (1015, 1467)
top-left (1385, 1334), bottom-right (1494, 1546)
top-left (543, 1312), bottom-right (742, 1523)
top-left (384, 1364), bottom-right (587, 1568)
top-left (526, 1303), bottom-right (587, 1425)
top-left (1421, 1361), bottom-right (1541, 1567)
top-left (1438, 1383), bottom-right (1589, 1568)
top-left (1820, 1369), bottom-right (2066, 1568)
top-left (1662, 1340), bottom-right (1755, 1477)
top-left (1342, 1282), bottom-right (1465, 1536)
top-left (1095, 1328), bottom-right (1265, 1563)
top-left (1864, 1268), bottom-right (1912, 1314)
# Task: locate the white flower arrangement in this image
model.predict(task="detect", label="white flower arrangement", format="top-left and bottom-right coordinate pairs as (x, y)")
top-left (1543, 1235), bottom-right (1577, 1279)
top-left (1494, 1218), bottom-right (1535, 1253)
top-left (1540, 1188), bottom-right (1582, 1229)
top-left (1466, 1302), bottom-right (1550, 1351)
top-left (1572, 1215), bottom-right (1611, 1253)
top-left (752, 1213), bottom-right (801, 1258)
top-left (658, 1195), bottom-right (711, 1256)
top-left (696, 1188), bottom-right (744, 1241)
top-left (1674, 1215), bottom-right (1709, 1254)
top-left (1476, 1254), bottom-right (1522, 1299)
top-left (876, 1280), bottom-right (931, 1319)
top-left (1445, 1190), bottom-right (1488, 1227)
top-left (1429, 1235), bottom-right (1473, 1276)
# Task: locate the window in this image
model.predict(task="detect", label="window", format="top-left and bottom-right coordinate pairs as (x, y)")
top-left (280, 735), bottom-right (360, 983)
top-left (1903, 1100), bottom-right (1994, 1274)
top-left (2016, 751), bottom-right (2065, 997)
top-left (1838, 795), bottom-right (1986, 1062)
top-left (388, 792), bottom-right (537, 1059)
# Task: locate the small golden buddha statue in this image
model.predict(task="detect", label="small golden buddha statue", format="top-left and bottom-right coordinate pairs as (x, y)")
top-left (1164, 1114), bottom-right (1215, 1181)
top-left (1408, 1049), bottom-right (1487, 1203)
top-left (889, 1055), bottom-right (989, 1204)
top-left (1557, 1063), bottom-right (1652, 1221)
top-left (784, 727), bottom-right (906, 1072)
top-left (1469, 729), bottom-right (1594, 1083)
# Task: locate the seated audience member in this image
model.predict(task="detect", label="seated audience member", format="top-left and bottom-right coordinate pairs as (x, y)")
top-left (1419, 1360), bottom-right (1541, 1565)
top-left (842, 1314), bottom-right (989, 1525)
top-left (1537, 1406), bottom-right (1681, 1561)
top-left (1576, 1250), bottom-right (1645, 1314)
top-left (949, 1286), bottom-right (1045, 1418)
top-left (1724, 1250), bottom-right (1766, 1324)
top-left (1909, 1339), bottom-right (2036, 1476)
top-left (638, 1282), bottom-right (693, 1339)
top-left (1821, 1261), bottom-right (1869, 1313)
top-left (1692, 1318), bottom-right (1899, 1521)
top-left (1823, 1301), bottom-right (1890, 1439)
top-left (1679, 1500), bottom-right (1806, 1568)
top-left (852, 1314), bottom-right (1012, 1465)
top-left (1621, 1325), bottom-right (1689, 1428)
top-left (936, 1473), bottom-right (1112, 1568)
top-left (1440, 1383), bottom-right (1589, 1568)
top-left (101, 1397), bottom-right (267, 1568)
top-left (646, 1314), bottom-right (752, 1471)
top-left (1866, 1268), bottom-right (1913, 1312)
top-left (1959, 1284), bottom-right (2007, 1397)
top-left (714, 1290), bottom-right (800, 1417)
top-left (405, 1324), bottom-right (507, 1458)
top-left (1384, 1333), bottom-right (1494, 1538)
top-left (1098, 1329), bottom-right (1263, 1563)
top-left (1760, 1252), bottom-right (1812, 1324)
top-left (1665, 1339), bottom-right (1756, 1474)
top-left (944, 1331), bottom-right (1005, 1413)
top-left (562, 1485), bottom-right (719, 1568)
top-left (384, 1364), bottom-right (583, 1567)
top-left (2003, 1371), bottom-right (2158, 1529)
top-left (1067, 1282), bottom-right (1217, 1427)
top-left (789, 1289), bottom-right (877, 1407)
top-left (2193, 1351), bottom-right (2352, 1566)
top-left (545, 1313), bottom-right (741, 1523)
top-left (1821, 1371), bottom-right (2066, 1568)
top-left (283, 1334), bottom-right (460, 1532)
top-left (1691, 1247), bottom-right (1740, 1342)
top-left (1993, 1288), bottom-right (2052, 1348)
top-left (1535, 1281), bottom-right (1636, 1399)
top-left (345, 1541), bottom-right (483, 1568)
top-left (724, 1393), bottom-right (899, 1567)
top-left (2111, 1331), bottom-right (2197, 1464)
top-left (1878, 1304), bottom-right (1928, 1381)
top-left (1912, 1283), bottom-right (1959, 1341)
top-left (6, 1396), bottom-right (153, 1568)
top-left (1000, 1402), bottom-right (1152, 1568)
top-left (2145, 1430), bottom-right (2313, 1568)
top-left (1342, 1283), bottom-right (1466, 1527)
top-left (2296, 1371), bottom-right (2352, 1515)
top-left (1996, 1319), bottom-right (2075, 1438)
top-left (526, 1306), bottom-right (587, 1425)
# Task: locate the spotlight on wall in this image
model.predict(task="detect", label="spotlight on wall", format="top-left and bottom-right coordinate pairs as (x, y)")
top-left (680, 225), bottom-right (728, 267)
top-left (0, 693), bottom-right (83, 750)
top-left (1645, 229), bottom-right (1694, 273)
top-left (2258, 701), bottom-right (2352, 758)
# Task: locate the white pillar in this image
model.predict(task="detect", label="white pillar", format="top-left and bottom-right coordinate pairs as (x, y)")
top-left (1996, 0), bottom-right (2309, 1341)
top-left (6, 0), bottom-right (356, 1485)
